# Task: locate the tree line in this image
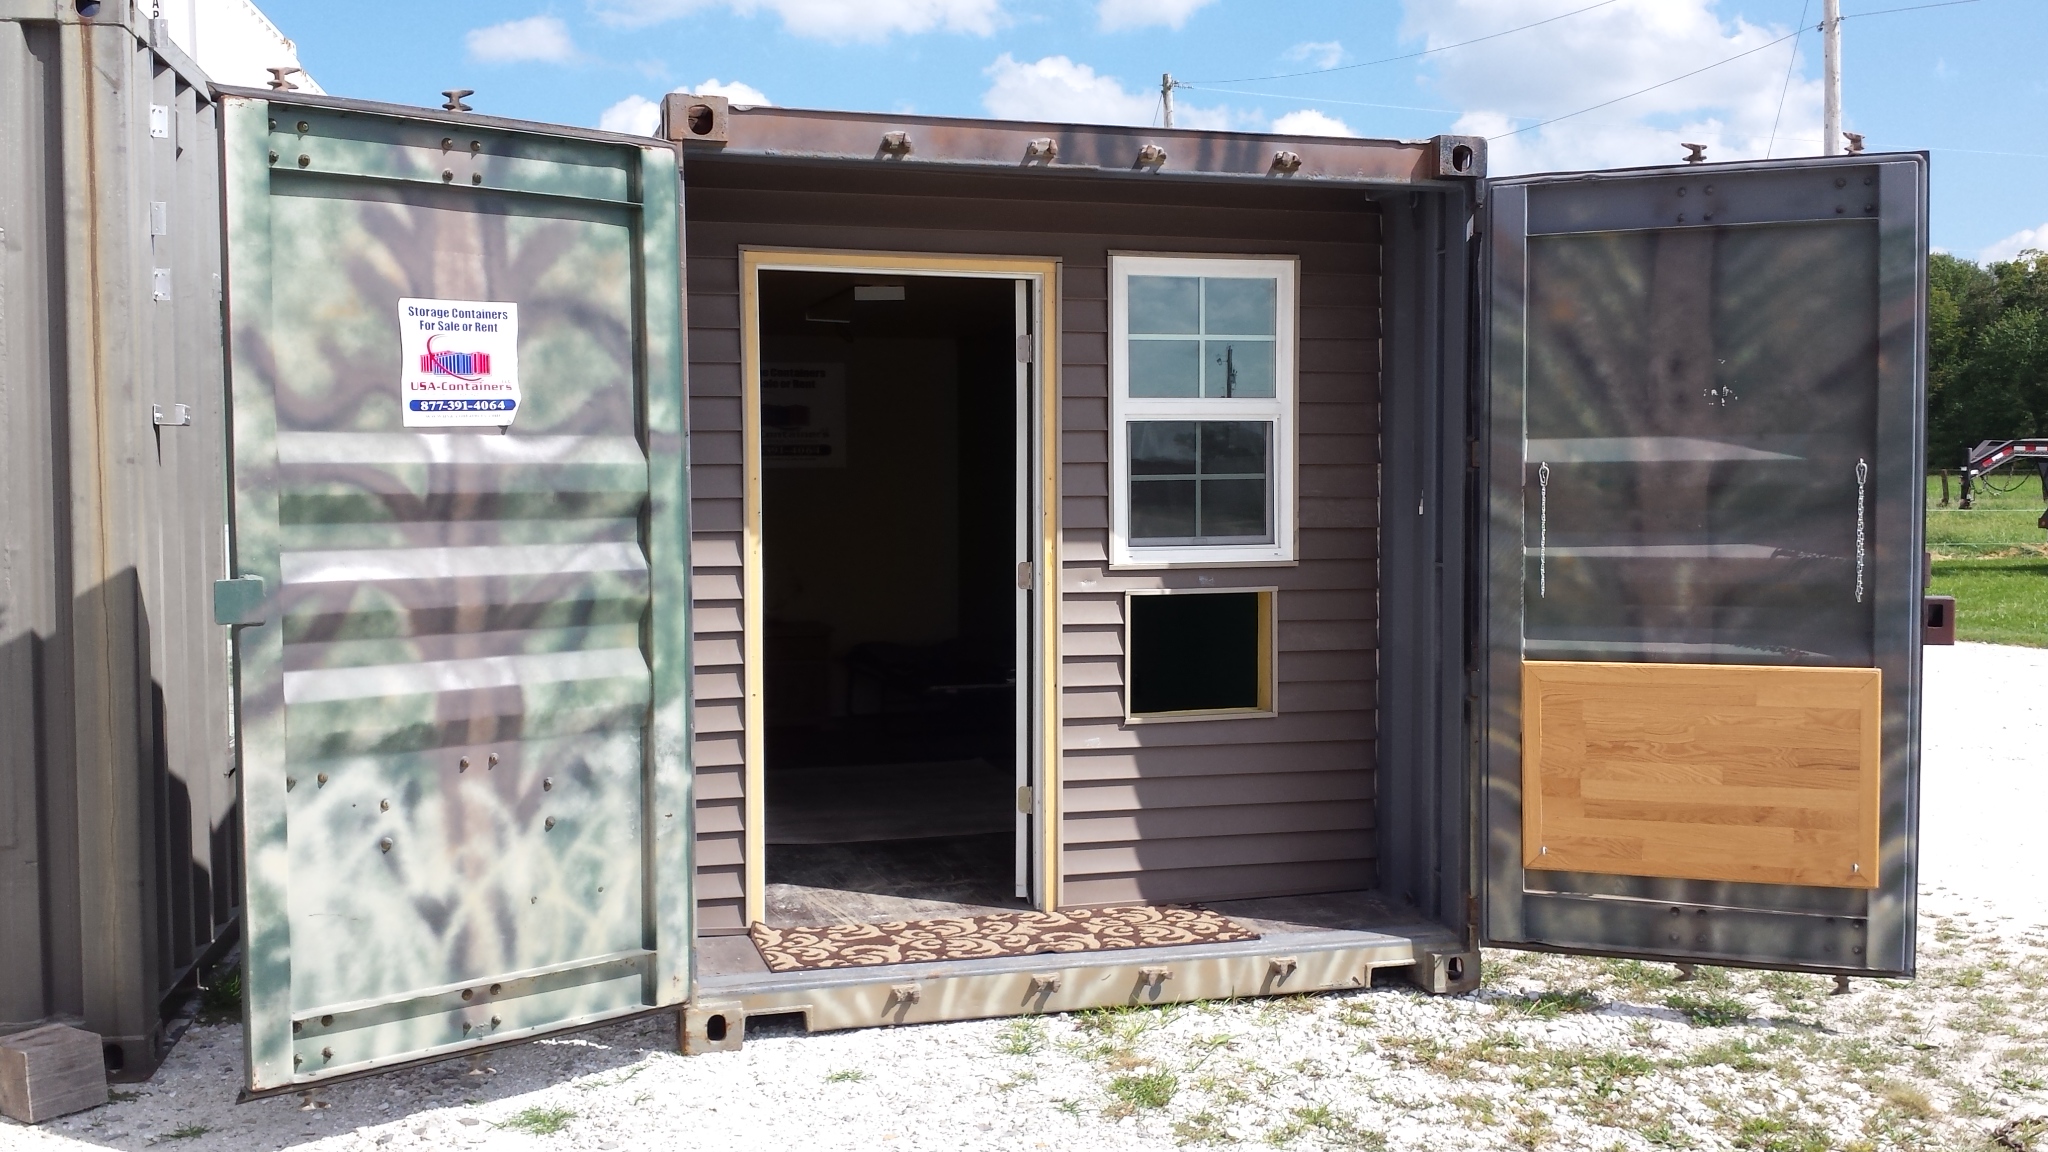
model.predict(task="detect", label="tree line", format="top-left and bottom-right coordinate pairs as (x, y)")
top-left (1930, 249), bottom-right (2048, 469)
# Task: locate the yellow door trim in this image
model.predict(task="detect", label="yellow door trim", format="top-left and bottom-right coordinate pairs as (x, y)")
top-left (737, 247), bottom-right (1064, 926)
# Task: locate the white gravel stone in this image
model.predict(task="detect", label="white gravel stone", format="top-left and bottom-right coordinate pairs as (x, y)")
top-left (3, 641), bottom-right (2044, 1151)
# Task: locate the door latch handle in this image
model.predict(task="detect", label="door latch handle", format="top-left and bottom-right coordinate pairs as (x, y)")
top-left (213, 575), bottom-right (267, 625)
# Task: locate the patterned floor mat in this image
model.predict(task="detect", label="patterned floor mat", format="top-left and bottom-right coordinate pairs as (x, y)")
top-left (748, 905), bottom-right (1260, 972)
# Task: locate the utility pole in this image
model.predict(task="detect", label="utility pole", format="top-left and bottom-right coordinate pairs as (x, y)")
top-left (1161, 73), bottom-right (1175, 129)
top-left (1822, 0), bottom-right (1842, 156)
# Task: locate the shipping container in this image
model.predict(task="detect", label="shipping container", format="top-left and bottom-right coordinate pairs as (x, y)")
top-left (0, 1), bottom-right (237, 1079)
top-left (0, 4), bottom-right (1930, 1096)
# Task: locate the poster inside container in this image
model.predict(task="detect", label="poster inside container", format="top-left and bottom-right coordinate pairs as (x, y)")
top-left (400, 298), bottom-right (521, 427)
top-left (762, 363), bottom-right (846, 468)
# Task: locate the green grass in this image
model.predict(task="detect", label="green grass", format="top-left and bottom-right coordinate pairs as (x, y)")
top-left (497, 1106), bottom-right (576, 1136)
top-left (825, 1068), bottom-right (867, 1083)
top-left (1930, 557), bottom-right (2048, 646)
top-left (1663, 993), bottom-right (1749, 1027)
top-left (198, 967), bottom-right (242, 1023)
top-left (161, 1125), bottom-right (210, 1140)
top-left (1106, 1070), bottom-right (1177, 1110)
top-left (1925, 474), bottom-right (2048, 646)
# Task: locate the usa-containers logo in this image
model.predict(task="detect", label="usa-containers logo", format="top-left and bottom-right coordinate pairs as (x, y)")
top-left (399, 298), bottom-right (521, 428)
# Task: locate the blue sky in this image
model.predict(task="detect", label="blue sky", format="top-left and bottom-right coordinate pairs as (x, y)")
top-left (260, 0), bottom-right (2042, 259)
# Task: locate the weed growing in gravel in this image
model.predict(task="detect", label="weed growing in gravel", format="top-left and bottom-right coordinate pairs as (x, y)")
top-left (198, 968), bottom-right (242, 1023)
top-left (1665, 992), bottom-right (1749, 1027)
top-left (997, 1018), bottom-right (1046, 1056)
top-left (1103, 1069), bottom-right (1177, 1117)
top-left (1512, 988), bottom-right (1602, 1018)
top-left (1264, 1103), bottom-right (1385, 1149)
top-left (1638, 1117), bottom-right (1691, 1148)
top-left (1880, 1081), bottom-right (1935, 1118)
top-left (107, 1089), bottom-right (140, 1103)
top-left (1054, 1098), bottom-right (1083, 1117)
top-left (162, 1125), bottom-right (210, 1140)
top-left (1173, 1109), bottom-right (1232, 1145)
top-left (825, 1068), bottom-right (867, 1083)
top-left (499, 1106), bottom-right (576, 1136)
top-left (1685, 1037), bottom-right (1770, 1071)
top-left (1510, 1106), bottom-right (1554, 1149)
top-left (1602, 958), bottom-right (1682, 999)
top-left (1730, 1113), bottom-right (1830, 1152)
top-left (1998, 1066), bottom-right (2047, 1093)
top-left (1335, 999), bottom-right (1377, 1028)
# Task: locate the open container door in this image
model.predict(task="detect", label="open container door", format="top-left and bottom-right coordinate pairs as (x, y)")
top-left (216, 90), bottom-right (691, 1091)
top-left (1480, 155), bottom-right (1927, 975)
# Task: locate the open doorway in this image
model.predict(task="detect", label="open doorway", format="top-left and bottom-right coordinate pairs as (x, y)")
top-left (757, 269), bottom-right (1030, 926)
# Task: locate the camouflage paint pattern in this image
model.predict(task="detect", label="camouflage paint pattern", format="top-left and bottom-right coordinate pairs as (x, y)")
top-left (221, 93), bottom-right (690, 1090)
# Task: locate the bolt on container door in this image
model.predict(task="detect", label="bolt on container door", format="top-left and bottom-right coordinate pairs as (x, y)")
top-left (1481, 156), bottom-right (1926, 975)
top-left (217, 91), bottom-right (690, 1090)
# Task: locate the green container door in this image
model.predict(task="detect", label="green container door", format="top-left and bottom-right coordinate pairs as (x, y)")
top-left (219, 93), bottom-right (690, 1091)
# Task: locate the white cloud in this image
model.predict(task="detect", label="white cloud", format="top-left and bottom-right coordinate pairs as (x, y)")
top-left (1284, 39), bottom-right (1344, 69)
top-left (981, 54), bottom-right (1230, 128)
top-left (600, 95), bottom-right (663, 135)
top-left (1405, 0), bottom-right (1821, 175)
top-left (1096, 0), bottom-right (1217, 32)
top-left (1270, 109), bottom-right (1357, 137)
top-left (1982, 223), bottom-right (2048, 265)
top-left (599, 79), bottom-right (774, 136)
top-left (466, 15), bottom-right (577, 64)
top-left (695, 77), bottom-right (770, 105)
top-left (590, 0), bottom-right (1002, 41)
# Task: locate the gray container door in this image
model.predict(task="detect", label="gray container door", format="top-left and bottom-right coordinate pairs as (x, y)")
top-left (217, 92), bottom-right (691, 1090)
top-left (1480, 155), bottom-right (1927, 975)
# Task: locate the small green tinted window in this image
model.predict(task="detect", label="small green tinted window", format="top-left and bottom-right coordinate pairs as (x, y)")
top-left (1128, 592), bottom-right (1268, 715)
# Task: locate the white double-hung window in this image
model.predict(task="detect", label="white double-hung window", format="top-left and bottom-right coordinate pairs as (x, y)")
top-left (1109, 254), bottom-right (1296, 566)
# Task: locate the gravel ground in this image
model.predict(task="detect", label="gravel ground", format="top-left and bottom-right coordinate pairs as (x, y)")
top-left (5, 641), bottom-right (2045, 1152)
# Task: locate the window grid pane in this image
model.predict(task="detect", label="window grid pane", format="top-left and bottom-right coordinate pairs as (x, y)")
top-left (1127, 275), bottom-right (1280, 400)
top-left (1129, 420), bottom-right (1270, 543)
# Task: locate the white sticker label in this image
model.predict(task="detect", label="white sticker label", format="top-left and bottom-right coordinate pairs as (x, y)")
top-left (399, 297), bottom-right (520, 427)
top-left (762, 363), bottom-right (847, 468)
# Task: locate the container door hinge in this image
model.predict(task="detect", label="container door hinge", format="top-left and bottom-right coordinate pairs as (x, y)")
top-left (153, 403), bottom-right (191, 427)
top-left (1015, 561), bottom-right (1034, 589)
top-left (213, 576), bottom-right (267, 626)
top-left (1015, 334), bottom-right (1034, 363)
top-left (1016, 786), bottom-right (1034, 813)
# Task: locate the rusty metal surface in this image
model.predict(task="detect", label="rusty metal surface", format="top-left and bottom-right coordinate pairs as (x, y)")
top-left (690, 103), bottom-right (1479, 186)
top-left (220, 89), bottom-right (691, 1090)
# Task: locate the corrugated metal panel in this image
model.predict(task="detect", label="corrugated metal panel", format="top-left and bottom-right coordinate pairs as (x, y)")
top-left (218, 89), bottom-right (690, 1090)
top-left (681, 159), bottom-right (1380, 922)
top-left (0, 6), bottom-right (235, 1078)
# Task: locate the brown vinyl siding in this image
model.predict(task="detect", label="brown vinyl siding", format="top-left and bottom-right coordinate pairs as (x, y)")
top-left (683, 158), bottom-right (1380, 930)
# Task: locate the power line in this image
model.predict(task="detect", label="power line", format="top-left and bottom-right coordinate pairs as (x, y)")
top-left (1491, 28), bottom-right (1802, 139)
top-left (1182, 0), bottom-right (1624, 86)
top-left (1490, 0), bottom-right (1981, 142)
top-left (1176, 86), bottom-right (1460, 116)
top-left (1766, 0), bottom-right (1812, 158)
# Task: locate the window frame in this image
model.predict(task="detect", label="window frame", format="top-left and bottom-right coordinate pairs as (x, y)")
top-left (1109, 253), bottom-right (1299, 568)
top-left (1122, 587), bottom-right (1279, 724)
